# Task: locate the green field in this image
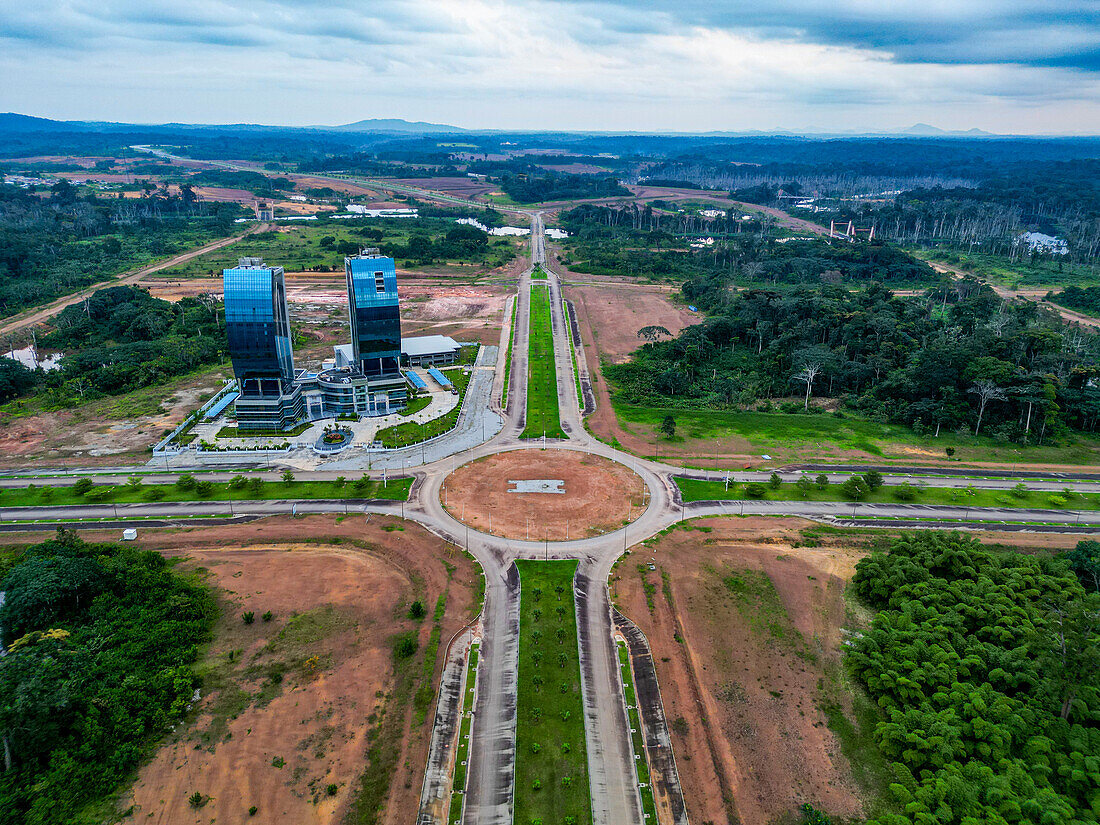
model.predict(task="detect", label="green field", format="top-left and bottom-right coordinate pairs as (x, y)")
top-left (375, 368), bottom-right (472, 447)
top-left (675, 476), bottom-right (1100, 510)
top-left (514, 560), bottom-right (591, 825)
top-left (531, 264), bottom-right (548, 280)
top-left (0, 476), bottom-right (412, 507)
top-left (156, 219), bottom-right (517, 276)
top-left (448, 643), bottom-right (480, 825)
top-left (617, 642), bottom-right (658, 822)
top-left (522, 285), bottom-right (565, 439)
top-left (563, 300), bottom-right (582, 412)
top-left (612, 402), bottom-right (1100, 466)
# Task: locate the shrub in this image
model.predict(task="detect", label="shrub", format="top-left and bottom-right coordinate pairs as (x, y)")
top-left (271, 756), bottom-right (285, 769)
top-left (143, 486), bottom-right (166, 501)
top-left (262, 611), bottom-right (273, 622)
top-left (326, 784), bottom-right (338, 797)
top-left (408, 600), bottom-right (426, 620)
top-left (249, 806), bottom-right (258, 816)
top-left (1048, 495), bottom-right (1068, 508)
top-left (188, 792), bottom-right (206, 809)
top-left (1011, 482), bottom-right (1030, 499)
top-left (176, 473), bottom-right (197, 491)
top-left (393, 632), bottom-right (418, 659)
top-left (815, 473), bottom-right (829, 490)
top-left (193, 480), bottom-right (214, 497)
top-left (768, 472), bottom-right (782, 490)
top-left (744, 482), bottom-right (766, 498)
top-left (796, 476), bottom-right (814, 498)
top-left (242, 611), bottom-right (255, 625)
top-left (945, 447), bottom-right (956, 457)
top-left (893, 482), bottom-right (918, 501)
top-left (862, 470), bottom-right (883, 490)
top-left (281, 470), bottom-right (295, 484)
top-left (72, 477), bottom-right (93, 496)
top-left (229, 475), bottom-right (248, 490)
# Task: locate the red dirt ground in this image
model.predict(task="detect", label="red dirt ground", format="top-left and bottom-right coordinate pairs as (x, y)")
top-left (392, 177), bottom-right (495, 198)
top-left (444, 450), bottom-right (646, 540)
top-left (614, 518), bottom-right (868, 825)
top-left (562, 281), bottom-right (700, 364)
top-left (110, 515), bottom-right (480, 825)
top-left (612, 519), bottom-right (1095, 825)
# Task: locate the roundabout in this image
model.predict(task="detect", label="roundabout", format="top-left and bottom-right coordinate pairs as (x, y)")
top-left (441, 449), bottom-right (649, 541)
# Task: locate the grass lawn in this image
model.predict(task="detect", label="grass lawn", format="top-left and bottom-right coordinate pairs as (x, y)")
top-left (613, 402), bottom-right (1100, 466)
top-left (522, 285), bottom-right (565, 439)
top-left (617, 641), bottom-right (658, 822)
top-left (375, 369), bottom-right (472, 447)
top-left (563, 300), bottom-right (582, 412)
top-left (531, 264), bottom-right (548, 280)
top-left (399, 395), bottom-right (433, 417)
top-left (675, 476), bottom-right (1100, 510)
top-left (0, 476), bottom-right (413, 507)
top-left (514, 559), bottom-right (591, 825)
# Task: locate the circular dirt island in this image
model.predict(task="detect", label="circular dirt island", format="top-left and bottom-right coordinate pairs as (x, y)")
top-left (443, 449), bottom-right (647, 541)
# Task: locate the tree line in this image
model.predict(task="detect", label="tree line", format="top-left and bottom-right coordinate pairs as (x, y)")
top-left (0, 182), bottom-right (241, 318)
top-left (607, 279), bottom-right (1100, 442)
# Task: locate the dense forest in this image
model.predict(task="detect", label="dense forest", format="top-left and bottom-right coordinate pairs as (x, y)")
top-left (608, 278), bottom-right (1100, 442)
top-left (497, 171), bottom-right (628, 204)
top-left (849, 532), bottom-right (1099, 825)
top-left (0, 530), bottom-right (214, 824)
top-left (558, 205), bottom-right (942, 286)
top-left (36, 286), bottom-right (226, 404)
top-left (0, 182), bottom-right (241, 317)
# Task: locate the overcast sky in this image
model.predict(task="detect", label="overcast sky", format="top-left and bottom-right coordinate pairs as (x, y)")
top-left (2, 1), bottom-right (1099, 134)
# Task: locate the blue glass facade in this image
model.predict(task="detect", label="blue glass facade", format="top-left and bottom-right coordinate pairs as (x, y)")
top-left (225, 260), bottom-right (295, 389)
top-left (224, 258), bottom-right (302, 430)
top-left (346, 253), bottom-right (402, 379)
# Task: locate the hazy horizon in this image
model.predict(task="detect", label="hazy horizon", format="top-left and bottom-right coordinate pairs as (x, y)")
top-left (2, 1), bottom-right (1099, 135)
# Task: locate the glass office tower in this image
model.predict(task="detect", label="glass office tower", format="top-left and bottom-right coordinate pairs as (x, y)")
top-left (224, 257), bottom-right (303, 430)
top-left (344, 249), bottom-right (406, 410)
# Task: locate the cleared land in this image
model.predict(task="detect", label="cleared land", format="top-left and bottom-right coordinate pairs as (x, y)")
top-left (514, 559), bottom-right (591, 825)
top-left (113, 514), bottom-right (482, 825)
top-left (443, 450), bottom-right (645, 540)
top-left (522, 284), bottom-right (564, 439)
top-left (612, 518), bottom-right (871, 825)
top-left (0, 363), bottom-right (230, 468)
top-left (562, 280), bottom-right (700, 364)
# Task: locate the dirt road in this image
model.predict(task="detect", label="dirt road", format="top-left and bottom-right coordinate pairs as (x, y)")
top-left (0, 226), bottom-right (261, 338)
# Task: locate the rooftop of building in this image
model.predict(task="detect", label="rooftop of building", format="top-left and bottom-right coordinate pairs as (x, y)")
top-left (401, 335), bottom-right (460, 357)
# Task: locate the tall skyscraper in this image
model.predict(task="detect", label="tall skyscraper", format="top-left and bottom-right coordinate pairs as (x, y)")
top-left (345, 248), bottom-right (402, 377)
top-left (223, 257), bottom-right (303, 430)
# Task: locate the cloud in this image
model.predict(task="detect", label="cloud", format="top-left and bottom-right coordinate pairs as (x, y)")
top-left (0, 0), bottom-right (1097, 132)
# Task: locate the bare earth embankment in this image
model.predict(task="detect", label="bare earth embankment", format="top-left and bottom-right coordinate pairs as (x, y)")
top-left (109, 515), bottom-right (480, 825)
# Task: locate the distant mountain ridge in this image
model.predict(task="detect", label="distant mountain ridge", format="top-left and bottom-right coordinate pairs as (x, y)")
top-left (327, 118), bottom-right (465, 133)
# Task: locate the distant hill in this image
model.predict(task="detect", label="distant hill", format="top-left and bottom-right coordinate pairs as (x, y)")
top-left (901, 123), bottom-right (995, 137)
top-left (328, 118), bottom-right (466, 134)
top-left (0, 112), bottom-right (92, 132)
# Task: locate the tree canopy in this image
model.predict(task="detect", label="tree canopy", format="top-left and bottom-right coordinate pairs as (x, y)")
top-left (0, 530), bottom-right (214, 823)
top-left (850, 532), bottom-right (1100, 825)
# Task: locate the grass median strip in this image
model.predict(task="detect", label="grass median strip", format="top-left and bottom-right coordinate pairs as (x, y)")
top-left (617, 641), bottom-right (658, 822)
top-left (503, 295), bottom-right (518, 405)
top-left (522, 284), bottom-right (565, 439)
top-left (676, 476), bottom-right (1100, 511)
top-left (515, 559), bottom-right (591, 825)
top-left (0, 476), bottom-right (412, 507)
top-left (448, 642), bottom-right (480, 825)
